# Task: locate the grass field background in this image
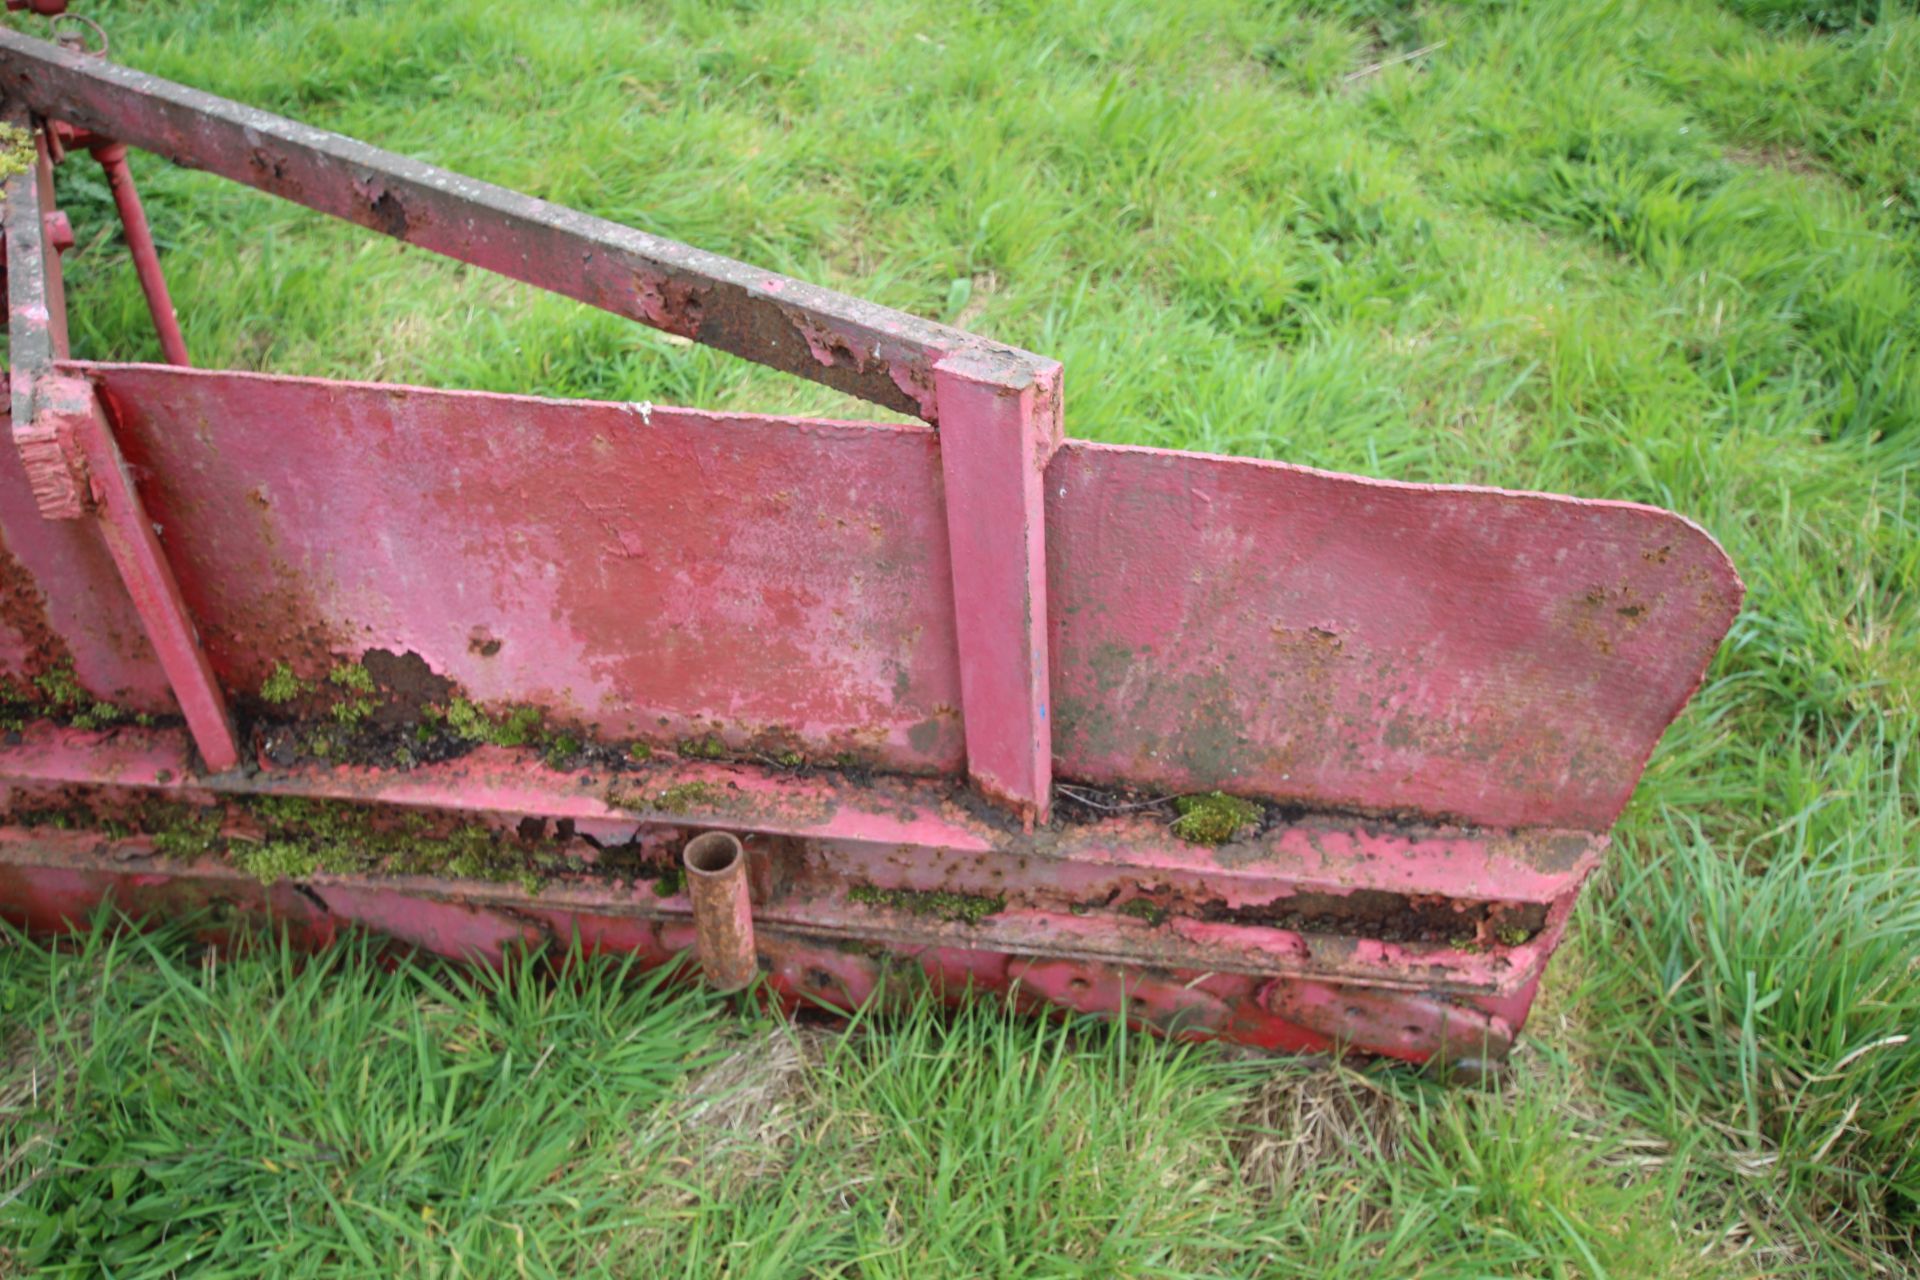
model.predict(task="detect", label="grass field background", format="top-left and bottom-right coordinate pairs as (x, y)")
top-left (2, 0), bottom-right (1916, 1274)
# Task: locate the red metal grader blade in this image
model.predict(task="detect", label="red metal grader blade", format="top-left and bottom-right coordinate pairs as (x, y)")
top-left (0, 29), bottom-right (1741, 1071)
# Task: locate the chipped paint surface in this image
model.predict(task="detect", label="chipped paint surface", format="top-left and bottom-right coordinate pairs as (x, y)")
top-left (1046, 445), bottom-right (1743, 829)
top-left (0, 28), bottom-right (1056, 424)
top-left (0, 725), bottom-right (1594, 996)
top-left (934, 352), bottom-right (1062, 820)
top-left (0, 832), bottom-right (1532, 1065)
top-left (0, 25), bottom-right (1744, 1061)
top-left (84, 364), bottom-right (965, 771)
top-left (67, 363), bottom-right (1739, 827)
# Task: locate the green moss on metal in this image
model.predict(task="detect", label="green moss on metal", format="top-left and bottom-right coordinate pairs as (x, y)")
top-left (32, 663), bottom-right (88, 708)
top-left (441, 698), bottom-right (543, 747)
top-left (543, 733), bottom-right (582, 768)
top-left (653, 781), bottom-right (725, 814)
top-left (18, 661), bottom-right (139, 731)
top-left (217, 796), bottom-right (564, 893)
top-left (70, 701), bottom-right (127, 731)
top-left (7, 787), bottom-right (575, 902)
top-left (327, 663), bottom-right (376, 694)
top-left (231, 840), bottom-right (340, 884)
top-left (259, 663), bottom-right (313, 704)
top-left (1116, 897), bottom-right (1166, 926)
top-left (145, 803), bottom-right (225, 859)
top-left (1496, 925), bottom-right (1532, 947)
top-left (330, 697), bottom-right (376, 725)
top-left (846, 882), bottom-right (1005, 925)
top-left (627, 742), bottom-right (653, 763)
top-left (1171, 792), bottom-right (1262, 845)
top-left (677, 735), bottom-right (727, 760)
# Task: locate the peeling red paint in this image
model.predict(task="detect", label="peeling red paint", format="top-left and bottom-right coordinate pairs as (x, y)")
top-left (0, 27), bottom-right (1743, 1061)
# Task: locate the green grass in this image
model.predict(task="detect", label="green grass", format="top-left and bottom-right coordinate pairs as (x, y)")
top-left (2, 0), bottom-right (1917, 1273)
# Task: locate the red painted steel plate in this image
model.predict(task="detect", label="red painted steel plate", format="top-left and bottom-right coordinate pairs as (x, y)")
top-left (19, 363), bottom-right (1739, 831)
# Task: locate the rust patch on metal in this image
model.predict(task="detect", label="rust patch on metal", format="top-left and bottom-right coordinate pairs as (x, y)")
top-left (632, 268), bottom-right (706, 339)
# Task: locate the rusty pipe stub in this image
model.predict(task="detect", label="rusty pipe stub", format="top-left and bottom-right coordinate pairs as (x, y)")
top-left (683, 831), bottom-right (756, 991)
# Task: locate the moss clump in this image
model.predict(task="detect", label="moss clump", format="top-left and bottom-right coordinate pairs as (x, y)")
top-left (259, 663), bottom-right (312, 704)
top-left (652, 865), bottom-right (684, 898)
top-left (542, 734), bottom-right (582, 769)
top-left (330, 697), bottom-right (375, 725)
top-left (1496, 925), bottom-right (1532, 947)
top-left (32, 663), bottom-right (89, 708)
top-left (653, 781), bottom-right (724, 814)
top-left (627, 742), bottom-right (653, 763)
top-left (327, 663), bottom-right (376, 694)
top-left (146, 803), bottom-right (226, 859)
top-left (231, 839), bottom-right (338, 885)
top-left (677, 736), bottom-right (727, 760)
top-left (1171, 792), bottom-right (1263, 845)
top-left (1116, 897), bottom-right (1166, 926)
top-left (20, 661), bottom-right (134, 731)
top-left (442, 698), bottom-right (543, 747)
top-left (495, 708), bottom-right (544, 747)
top-left (847, 882), bottom-right (1004, 925)
top-left (69, 700), bottom-right (127, 732)
top-left (775, 750), bottom-right (804, 769)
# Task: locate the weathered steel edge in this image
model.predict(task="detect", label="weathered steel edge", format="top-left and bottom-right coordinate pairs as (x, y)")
top-left (0, 830), bottom-right (1570, 996)
top-left (0, 723), bottom-right (1605, 905)
top-left (0, 28), bottom-right (1053, 422)
top-left (59, 359), bottom-right (1757, 536)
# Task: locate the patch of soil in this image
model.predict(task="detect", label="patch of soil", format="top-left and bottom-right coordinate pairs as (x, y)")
top-left (1200, 890), bottom-right (1547, 947)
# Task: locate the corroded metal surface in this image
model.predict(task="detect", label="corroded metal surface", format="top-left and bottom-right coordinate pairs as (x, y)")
top-left (34, 376), bottom-right (239, 769)
top-left (52, 363), bottom-right (1743, 828)
top-left (0, 727), bottom-right (1589, 997)
top-left (0, 832), bottom-right (1534, 1065)
top-left (0, 29), bottom-right (1745, 1061)
top-left (1047, 444), bottom-right (1743, 829)
top-left (0, 27), bottom-right (1054, 423)
top-left (683, 831), bottom-right (756, 991)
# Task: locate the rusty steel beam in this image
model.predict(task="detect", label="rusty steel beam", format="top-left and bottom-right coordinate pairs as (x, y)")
top-left (0, 723), bottom-right (1596, 996)
top-left (0, 833), bottom-right (1530, 1067)
top-left (0, 27), bottom-right (1051, 423)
